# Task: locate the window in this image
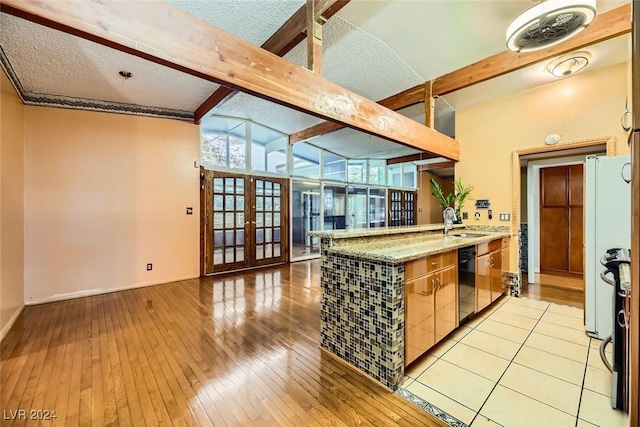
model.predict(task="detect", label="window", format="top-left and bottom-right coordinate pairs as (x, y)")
top-left (200, 116), bottom-right (246, 170)
top-left (347, 159), bottom-right (367, 184)
top-left (292, 142), bottom-right (320, 178)
top-left (403, 163), bottom-right (417, 189)
top-left (388, 164), bottom-right (402, 187)
top-left (324, 153), bottom-right (346, 181)
top-left (368, 159), bottom-right (386, 186)
top-left (251, 123), bottom-right (287, 175)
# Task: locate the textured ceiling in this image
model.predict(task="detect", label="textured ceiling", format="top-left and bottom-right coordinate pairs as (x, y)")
top-left (0, 0), bottom-right (632, 159)
top-left (443, 34), bottom-right (630, 110)
top-left (0, 13), bottom-right (219, 119)
top-left (209, 15), bottom-right (424, 136)
top-left (336, 0), bottom-right (629, 81)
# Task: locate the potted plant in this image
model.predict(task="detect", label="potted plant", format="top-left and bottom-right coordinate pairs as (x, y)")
top-left (430, 178), bottom-right (474, 224)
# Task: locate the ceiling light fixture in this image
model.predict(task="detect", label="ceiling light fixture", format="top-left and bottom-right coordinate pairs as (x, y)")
top-left (506, 0), bottom-right (597, 53)
top-left (545, 51), bottom-right (591, 77)
top-left (119, 70), bottom-right (133, 79)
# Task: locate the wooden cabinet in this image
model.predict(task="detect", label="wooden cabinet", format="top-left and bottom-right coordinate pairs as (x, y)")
top-left (434, 266), bottom-right (457, 342)
top-left (476, 253), bottom-right (492, 312)
top-left (405, 250), bottom-right (457, 366)
top-left (490, 250), bottom-right (502, 303)
top-left (477, 238), bottom-right (509, 311)
top-left (405, 276), bottom-right (435, 365)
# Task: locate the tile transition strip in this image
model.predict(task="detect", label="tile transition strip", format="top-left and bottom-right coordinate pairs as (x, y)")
top-left (396, 388), bottom-right (469, 427)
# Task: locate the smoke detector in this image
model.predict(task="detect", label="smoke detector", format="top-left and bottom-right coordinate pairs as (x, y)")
top-left (506, 0), bottom-right (597, 53)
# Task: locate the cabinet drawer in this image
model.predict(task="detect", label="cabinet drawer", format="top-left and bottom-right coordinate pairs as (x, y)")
top-left (406, 250), bottom-right (457, 280)
top-left (406, 258), bottom-right (428, 281)
top-left (440, 251), bottom-right (457, 269)
top-left (502, 237), bottom-right (510, 248)
top-left (477, 239), bottom-right (503, 256)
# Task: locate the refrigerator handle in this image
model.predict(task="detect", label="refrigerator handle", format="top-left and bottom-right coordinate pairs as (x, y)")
top-left (600, 270), bottom-right (616, 286)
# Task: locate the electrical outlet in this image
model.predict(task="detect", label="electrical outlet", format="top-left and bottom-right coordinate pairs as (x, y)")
top-left (499, 213), bottom-right (511, 221)
top-left (462, 212), bottom-right (468, 220)
top-left (147, 263), bottom-right (153, 271)
top-left (488, 209), bottom-right (493, 220)
top-left (186, 207), bottom-right (193, 215)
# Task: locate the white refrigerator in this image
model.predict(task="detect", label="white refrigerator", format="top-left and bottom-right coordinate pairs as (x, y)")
top-left (585, 155), bottom-right (632, 340)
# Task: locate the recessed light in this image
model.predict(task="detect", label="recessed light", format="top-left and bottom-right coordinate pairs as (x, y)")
top-left (119, 70), bottom-right (133, 79)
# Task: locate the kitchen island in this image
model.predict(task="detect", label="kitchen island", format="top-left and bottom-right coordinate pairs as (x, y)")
top-left (309, 224), bottom-right (512, 390)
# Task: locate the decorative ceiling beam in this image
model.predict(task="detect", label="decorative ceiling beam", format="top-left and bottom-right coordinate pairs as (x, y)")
top-left (289, 83), bottom-right (425, 143)
top-left (291, 3), bottom-right (631, 142)
top-left (1, 0), bottom-right (460, 160)
top-left (424, 80), bottom-right (434, 128)
top-left (386, 152), bottom-right (438, 165)
top-left (432, 3), bottom-right (631, 96)
top-left (307, 0), bottom-right (327, 74)
top-left (418, 160), bottom-right (455, 172)
top-left (193, 0), bottom-right (349, 124)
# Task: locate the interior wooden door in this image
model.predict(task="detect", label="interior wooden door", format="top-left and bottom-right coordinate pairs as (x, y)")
top-left (204, 171), bottom-right (251, 274)
top-left (251, 177), bottom-right (289, 267)
top-left (388, 190), bottom-right (417, 226)
top-left (568, 164), bottom-right (584, 274)
top-left (203, 171), bottom-right (289, 274)
top-left (540, 165), bottom-right (584, 275)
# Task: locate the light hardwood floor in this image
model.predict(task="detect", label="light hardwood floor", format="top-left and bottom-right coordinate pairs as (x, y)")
top-left (521, 273), bottom-right (584, 309)
top-left (0, 260), bottom-right (445, 427)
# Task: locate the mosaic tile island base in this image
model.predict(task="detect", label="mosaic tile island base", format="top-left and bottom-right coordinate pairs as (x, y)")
top-left (310, 224), bottom-right (514, 390)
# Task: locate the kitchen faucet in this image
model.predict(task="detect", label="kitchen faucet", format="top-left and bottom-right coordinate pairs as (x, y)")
top-left (443, 207), bottom-right (456, 235)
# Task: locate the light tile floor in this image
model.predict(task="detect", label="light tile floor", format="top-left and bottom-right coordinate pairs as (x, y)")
top-left (398, 295), bottom-right (629, 427)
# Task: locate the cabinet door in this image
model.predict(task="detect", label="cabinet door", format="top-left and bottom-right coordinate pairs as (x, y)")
top-left (490, 250), bottom-right (503, 302)
top-left (435, 266), bottom-right (457, 342)
top-left (405, 275), bottom-right (435, 366)
top-left (476, 253), bottom-right (491, 312)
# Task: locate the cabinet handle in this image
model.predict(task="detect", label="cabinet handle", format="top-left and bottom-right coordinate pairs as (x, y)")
top-left (431, 261), bottom-right (438, 266)
top-left (435, 278), bottom-right (440, 290)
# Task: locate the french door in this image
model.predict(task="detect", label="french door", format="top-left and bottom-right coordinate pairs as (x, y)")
top-left (388, 189), bottom-right (417, 226)
top-left (202, 170), bottom-right (289, 275)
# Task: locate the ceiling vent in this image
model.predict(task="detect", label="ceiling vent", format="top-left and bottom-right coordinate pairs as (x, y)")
top-left (506, 0), bottom-right (597, 53)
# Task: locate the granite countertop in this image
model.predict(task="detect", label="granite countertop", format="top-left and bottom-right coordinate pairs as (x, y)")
top-left (326, 231), bottom-right (511, 263)
top-left (308, 223), bottom-right (465, 239)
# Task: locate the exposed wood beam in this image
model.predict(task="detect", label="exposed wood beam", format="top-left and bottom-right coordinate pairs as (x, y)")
top-left (432, 3), bottom-right (631, 96)
top-left (307, 0), bottom-right (327, 74)
top-left (290, 83), bottom-right (425, 143)
top-left (424, 80), bottom-right (434, 128)
top-left (194, 0), bottom-right (349, 124)
top-left (291, 4), bottom-right (631, 142)
top-left (386, 152), bottom-right (438, 165)
top-left (1, 0), bottom-right (459, 161)
top-left (417, 160), bottom-right (455, 172)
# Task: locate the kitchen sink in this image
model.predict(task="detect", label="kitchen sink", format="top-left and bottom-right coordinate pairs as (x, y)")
top-left (450, 233), bottom-right (488, 238)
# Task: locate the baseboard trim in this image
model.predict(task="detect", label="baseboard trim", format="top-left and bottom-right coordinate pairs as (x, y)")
top-left (0, 304), bottom-right (25, 343)
top-left (24, 275), bottom-right (200, 306)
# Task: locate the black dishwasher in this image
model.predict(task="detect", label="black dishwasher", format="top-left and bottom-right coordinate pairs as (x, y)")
top-left (458, 246), bottom-right (476, 325)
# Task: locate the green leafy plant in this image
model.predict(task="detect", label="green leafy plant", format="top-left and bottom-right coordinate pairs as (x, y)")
top-left (430, 178), bottom-right (474, 222)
